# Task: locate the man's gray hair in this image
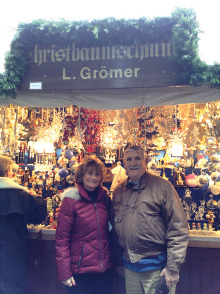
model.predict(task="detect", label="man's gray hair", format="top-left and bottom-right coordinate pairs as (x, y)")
top-left (0, 155), bottom-right (13, 177)
top-left (124, 145), bottom-right (146, 159)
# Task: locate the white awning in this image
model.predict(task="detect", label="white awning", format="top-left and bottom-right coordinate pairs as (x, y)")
top-left (0, 85), bottom-right (220, 109)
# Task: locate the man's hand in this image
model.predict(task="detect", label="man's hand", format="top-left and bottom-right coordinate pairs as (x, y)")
top-left (61, 276), bottom-right (76, 287)
top-left (160, 267), bottom-right (179, 288)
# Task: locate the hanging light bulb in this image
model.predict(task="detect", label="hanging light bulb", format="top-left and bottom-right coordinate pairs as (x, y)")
top-left (171, 142), bottom-right (183, 157)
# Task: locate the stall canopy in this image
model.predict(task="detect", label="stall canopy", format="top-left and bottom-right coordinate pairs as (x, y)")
top-left (0, 85), bottom-right (220, 109)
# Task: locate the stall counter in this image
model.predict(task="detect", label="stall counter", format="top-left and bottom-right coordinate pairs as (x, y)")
top-left (26, 229), bottom-right (220, 294)
top-left (27, 228), bottom-right (220, 248)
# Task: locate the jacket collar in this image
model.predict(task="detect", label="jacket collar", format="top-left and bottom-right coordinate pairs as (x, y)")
top-left (126, 172), bottom-right (149, 191)
top-left (78, 184), bottom-right (107, 202)
top-left (0, 177), bottom-right (28, 192)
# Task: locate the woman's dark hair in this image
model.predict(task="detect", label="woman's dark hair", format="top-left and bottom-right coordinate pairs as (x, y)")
top-left (75, 155), bottom-right (104, 185)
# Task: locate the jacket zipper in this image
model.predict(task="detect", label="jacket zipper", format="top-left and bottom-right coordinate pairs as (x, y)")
top-left (78, 243), bottom-right (85, 269)
top-left (94, 203), bottom-right (103, 271)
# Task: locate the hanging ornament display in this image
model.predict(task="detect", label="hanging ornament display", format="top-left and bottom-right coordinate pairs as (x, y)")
top-left (61, 106), bottom-right (80, 145)
top-left (79, 108), bottom-right (101, 154)
top-left (0, 102), bottom-right (219, 170)
top-left (136, 106), bottom-right (159, 149)
top-left (99, 109), bottom-right (135, 162)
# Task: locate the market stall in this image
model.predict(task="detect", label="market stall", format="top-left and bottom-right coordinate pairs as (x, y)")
top-left (0, 102), bottom-right (220, 294)
top-left (1, 8), bottom-right (220, 294)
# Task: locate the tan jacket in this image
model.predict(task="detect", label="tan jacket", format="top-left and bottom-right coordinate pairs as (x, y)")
top-left (112, 172), bottom-right (189, 272)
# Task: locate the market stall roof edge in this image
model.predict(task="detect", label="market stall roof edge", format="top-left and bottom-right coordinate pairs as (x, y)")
top-left (0, 85), bottom-right (220, 110)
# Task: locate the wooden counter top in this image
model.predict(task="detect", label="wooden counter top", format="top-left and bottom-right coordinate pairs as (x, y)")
top-left (188, 230), bottom-right (220, 248)
top-left (27, 228), bottom-right (220, 247)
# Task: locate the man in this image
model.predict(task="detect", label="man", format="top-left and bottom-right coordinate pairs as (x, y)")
top-left (0, 155), bottom-right (47, 294)
top-left (111, 145), bottom-right (189, 294)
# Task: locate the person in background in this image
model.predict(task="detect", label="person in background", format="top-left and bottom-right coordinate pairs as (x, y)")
top-left (55, 155), bottom-right (114, 294)
top-left (0, 155), bottom-right (47, 294)
top-left (111, 145), bottom-right (189, 294)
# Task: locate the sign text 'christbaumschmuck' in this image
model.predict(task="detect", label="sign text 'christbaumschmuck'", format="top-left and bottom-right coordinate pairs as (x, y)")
top-left (20, 41), bottom-right (181, 91)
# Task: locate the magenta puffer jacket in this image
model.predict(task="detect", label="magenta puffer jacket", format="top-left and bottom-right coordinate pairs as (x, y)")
top-left (55, 184), bottom-right (114, 282)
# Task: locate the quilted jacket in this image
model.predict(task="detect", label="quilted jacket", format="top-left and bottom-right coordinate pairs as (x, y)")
top-left (55, 184), bottom-right (114, 281)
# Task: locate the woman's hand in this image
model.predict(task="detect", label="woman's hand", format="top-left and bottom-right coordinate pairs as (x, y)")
top-left (61, 276), bottom-right (76, 287)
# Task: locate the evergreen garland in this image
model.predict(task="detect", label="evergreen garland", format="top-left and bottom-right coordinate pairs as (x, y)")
top-left (0, 7), bottom-right (219, 99)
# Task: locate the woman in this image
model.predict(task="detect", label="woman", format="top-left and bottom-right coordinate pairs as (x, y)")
top-left (55, 155), bottom-right (114, 294)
